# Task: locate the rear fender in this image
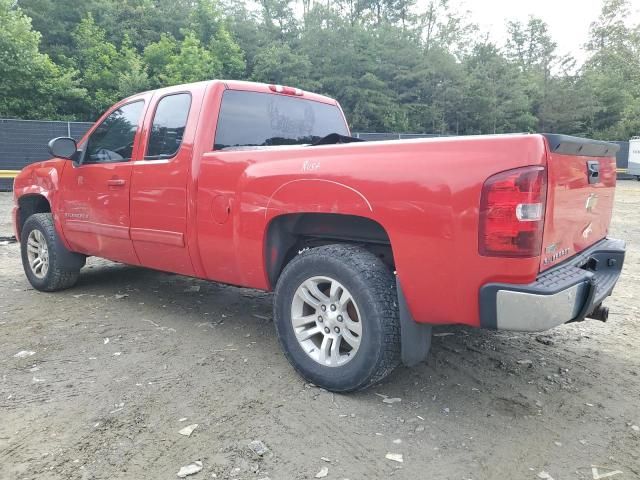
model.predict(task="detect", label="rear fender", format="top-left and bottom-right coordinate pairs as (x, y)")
top-left (265, 178), bottom-right (373, 218)
top-left (262, 178), bottom-right (377, 286)
top-left (263, 179), bottom-right (431, 365)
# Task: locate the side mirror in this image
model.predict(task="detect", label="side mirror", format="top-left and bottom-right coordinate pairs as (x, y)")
top-left (47, 137), bottom-right (77, 160)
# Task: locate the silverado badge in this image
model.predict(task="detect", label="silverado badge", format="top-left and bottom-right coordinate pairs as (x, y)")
top-left (543, 245), bottom-right (570, 265)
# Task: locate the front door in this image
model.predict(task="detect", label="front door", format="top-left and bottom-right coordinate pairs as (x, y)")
top-left (59, 100), bottom-right (146, 265)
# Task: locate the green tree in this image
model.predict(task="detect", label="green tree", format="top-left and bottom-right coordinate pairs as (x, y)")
top-left (251, 43), bottom-right (319, 90)
top-left (0, 0), bottom-right (85, 119)
top-left (143, 34), bottom-right (179, 87)
top-left (581, 0), bottom-right (640, 139)
top-left (8, 0), bottom-right (640, 140)
top-left (145, 31), bottom-right (221, 86)
top-left (259, 0), bottom-right (298, 41)
top-left (222, 0), bottom-right (269, 73)
top-left (536, 56), bottom-right (594, 135)
top-left (384, 0), bottom-right (417, 29)
top-left (164, 31), bottom-right (221, 84)
top-left (17, 0), bottom-right (97, 62)
top-left (506, 17), bottom-right (557, 72)
top-left (100, 0), bottom-right (193, 50)
top-left (417, 0), bottom-right (477, 56)
top-left (72, 15), bottom-right (149, 119)
top-left (463, 43), bottom-right (536, 134)
top-left (343, 72), bottom-right (410, 131)
top-left (300, 6), bottom-right (409, 130)
top-left (116, 36), bottom-right (151, 98)
top-left (505, 16), bottom-right (558, 131)
top-left (187, 0), bottom-right (246, 77)
top-left (211, 28), bottom-right (246, 78)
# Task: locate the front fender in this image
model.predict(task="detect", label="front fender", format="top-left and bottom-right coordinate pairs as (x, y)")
top-left (15, 167), bottom-right (58, 199)
top-left (13, 160), bottom-right (70, 248)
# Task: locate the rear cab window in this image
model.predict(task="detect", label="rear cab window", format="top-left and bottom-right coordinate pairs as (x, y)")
top-left (214, 90), bottom-right (349, 150)
top-left (146, 93), bottom-right (191, 160)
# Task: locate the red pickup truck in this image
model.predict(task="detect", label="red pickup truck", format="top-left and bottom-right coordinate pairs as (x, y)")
top-left (12, 80), bottom-right (625, 392)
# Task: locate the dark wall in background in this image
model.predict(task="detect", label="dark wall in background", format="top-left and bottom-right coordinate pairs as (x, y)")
top-left (0, 119), bottom-right (92, 191)
top-left (613, 141), bottom-right (630, 168)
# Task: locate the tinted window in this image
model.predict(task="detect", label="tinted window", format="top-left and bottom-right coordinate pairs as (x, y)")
top-left (146, 93), bottom-right (191, 159)
top-left (84, 101), bottom-right (145, 163)
top-left (214, 91), bottom-right (349, 150)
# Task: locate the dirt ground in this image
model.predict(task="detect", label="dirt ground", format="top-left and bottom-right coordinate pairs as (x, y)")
top-left (1, 182), bottom-right (639, 480)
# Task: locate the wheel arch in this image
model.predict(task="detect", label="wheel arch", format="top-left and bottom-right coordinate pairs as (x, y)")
top-left (16, 194), bottom-right (51, 239)
top-left (261, 177), bottom-right (390, 287)
top-left (264, 212), bottom-right (394, 289)
top-left (264, 212), bottom-right (432, 368)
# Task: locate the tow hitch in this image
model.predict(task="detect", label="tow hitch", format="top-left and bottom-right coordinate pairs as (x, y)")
top-left (587, 304), bottom-right (609, 322)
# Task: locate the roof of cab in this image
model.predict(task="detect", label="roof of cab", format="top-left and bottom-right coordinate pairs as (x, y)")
top-left (122, 79), bottom-right (338, 106)
top-left (221, 80), bottom-right (338, 105)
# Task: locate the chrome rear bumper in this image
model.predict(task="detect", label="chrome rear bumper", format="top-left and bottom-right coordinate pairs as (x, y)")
top-left (479, 238), bottom-right (625, 332)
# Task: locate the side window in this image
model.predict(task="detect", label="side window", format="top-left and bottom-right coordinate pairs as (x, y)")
top-left (84, 101), bottom-right (145, 164)
top-left (145, 93), bottom-right (191, 160)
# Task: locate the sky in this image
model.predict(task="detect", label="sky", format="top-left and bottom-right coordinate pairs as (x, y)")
top-left (458, 0), bottom-right (640, 64)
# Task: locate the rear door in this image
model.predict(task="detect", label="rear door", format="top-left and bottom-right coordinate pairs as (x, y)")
top-left (59, 99), bottom-right (147, 264)
top-left (539, 134), bottom-right (618, 271)
top-left (129, 89), bottom-right (201, 276)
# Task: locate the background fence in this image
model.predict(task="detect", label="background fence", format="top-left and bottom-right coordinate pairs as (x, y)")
top-left (0, 118), bottom-right (633, 191)
top-left (353, 132), bottom-right (442, 141)
top-left (0, 119), bottom-right (93, 191)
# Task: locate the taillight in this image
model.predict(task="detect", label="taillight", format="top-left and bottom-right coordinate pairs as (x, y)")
top-left (268, 84), bottom-right (303, 96)
top-left (479, 166), bottom-right (547, 257)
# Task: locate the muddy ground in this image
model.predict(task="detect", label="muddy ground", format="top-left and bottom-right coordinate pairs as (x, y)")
top-left (1, 182), bottom-right (639, 480)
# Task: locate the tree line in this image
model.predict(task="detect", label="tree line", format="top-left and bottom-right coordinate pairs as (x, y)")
top-left (1, 0), bottom-right (639, 140)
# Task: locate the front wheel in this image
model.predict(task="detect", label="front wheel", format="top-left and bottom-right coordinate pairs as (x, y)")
top-left (20, 213), bottom-right (84, 292)
top-left (273, 244), bottom-right (400, 392)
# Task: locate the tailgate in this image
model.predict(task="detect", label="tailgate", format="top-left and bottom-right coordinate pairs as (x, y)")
top-left (540, 134), bottom-right (619, 271)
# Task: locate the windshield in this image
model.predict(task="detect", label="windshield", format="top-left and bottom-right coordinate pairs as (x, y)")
top-left (214, 90), bottom-right (349, 150)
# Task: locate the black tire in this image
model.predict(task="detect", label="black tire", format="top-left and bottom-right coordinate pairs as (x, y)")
top-left (274, 244), bottom-right (400, 392)
top-left (20, 213), bottom-right (84, 292)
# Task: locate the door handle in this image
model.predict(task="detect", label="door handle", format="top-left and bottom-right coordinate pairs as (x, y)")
top-left (587, 160), bottom-right (600, 184)
top-left (107, 178), bottom-right (126, 187)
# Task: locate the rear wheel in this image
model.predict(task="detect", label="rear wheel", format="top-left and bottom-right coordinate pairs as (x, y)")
top-left (20, 213), bottom-right (84, 292)
top-left (274, 244), bottom-right (400, 392)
